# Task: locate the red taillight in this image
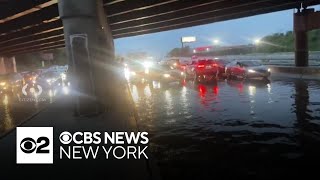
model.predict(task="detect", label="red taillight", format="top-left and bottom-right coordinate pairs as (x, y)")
top-left (197, 64), bottom-right (205, 68)
top-left (212, 63), bottom-right (218, 67)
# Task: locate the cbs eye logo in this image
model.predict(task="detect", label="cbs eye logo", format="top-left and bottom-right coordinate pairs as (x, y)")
top-left (16, 127), bottom-right (53, 164)
top-left (59, 131), bottom-right (72, 144)
top-left (20, 137), bottom-right (50, 154)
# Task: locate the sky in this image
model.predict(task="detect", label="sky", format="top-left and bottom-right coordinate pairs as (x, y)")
top-left (114, 6), bottom-right (320, 59)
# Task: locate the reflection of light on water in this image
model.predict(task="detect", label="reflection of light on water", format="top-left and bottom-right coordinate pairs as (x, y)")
top-left (198, 84), bottom-right (207, 98)
top-left (152, 81), bottom-right (161, 89)
top-left (131, 85), bottom-right (139, 103)
top-left (48, 89), bottom-right (57, 103)
top-left (144, 85), bottom-right (151, 98)
top-left (213, 85), bottom-right (219, 96)
top-left (248, 86), bottom-right (256, 96)
top-left (267, 83), bottom-right (272, 94)
top-left (49, 90), bottom-right (53, 97)
top-left (2, 95), bottom-right (13, 131)
top-left (267, 83), bottom-right (274, 103)
top-left (181, 86), bottom-right (188, 109)
top-left (3, 95), bottom-right (8, 106)
top-left (248, 86), bottom-right (256, 117)
top-left (63, 86), bottom-right (69, 95)
top-left (165, 90), bottom-right (174, 116)
top-left (124, 68), bottom-right (130, 80)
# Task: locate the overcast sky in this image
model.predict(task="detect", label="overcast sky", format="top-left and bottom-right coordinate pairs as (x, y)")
top-left (114, 6), bottom-right (320, 59)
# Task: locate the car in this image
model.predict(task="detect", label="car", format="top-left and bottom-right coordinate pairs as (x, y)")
top-left (184, 58), bottom-right (220, 83)
top-left (125, 60), bottom-right (153, 83)
top-left (151, 62), bottom-right (184, 86)
top-left (0, 73), bottom-right (25, 94)
top-left (37, 71), bottom-right (62, 89)
top-left (21, 71), bottom-right (38, 84)
top-left (225, 60), bottom-right (271, 80)
top-left (214, 59), bottom-right (231, 78)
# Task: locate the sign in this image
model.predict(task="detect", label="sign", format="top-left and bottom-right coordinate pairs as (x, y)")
top-left (181, 36), bottom-right (196, 43)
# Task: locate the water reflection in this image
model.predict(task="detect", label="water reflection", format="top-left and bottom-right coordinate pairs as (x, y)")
top-left (2, 95), bottom-right (13, 131)
top-left (132, 78), bottom-right (320, 179)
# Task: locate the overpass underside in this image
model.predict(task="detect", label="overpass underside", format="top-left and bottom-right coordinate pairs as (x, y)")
top-left (0, 0), bottom-right (319, 115)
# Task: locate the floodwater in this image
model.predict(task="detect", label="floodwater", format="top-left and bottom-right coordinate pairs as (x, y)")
top-left (0, 87), bottom-right (60, 137)
top-left (131, 77), bottom-right (320, 179)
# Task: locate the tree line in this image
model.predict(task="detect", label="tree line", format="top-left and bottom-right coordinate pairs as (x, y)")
top-left (167, 30), bottom-right (320, 56)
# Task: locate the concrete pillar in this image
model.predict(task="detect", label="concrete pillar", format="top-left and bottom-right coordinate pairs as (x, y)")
top-left (1, 56), bottom-right (16, 74)
top-left (295, 30), bottom-right (309, 67)
top-left (12, 57), bottom-right (17, 73)
top-left (294, 10), bottom-right (310, 67)
top-left (58, 0), bottom-right (115, 116)
top-left (0, 57), bottom-right (6, 74)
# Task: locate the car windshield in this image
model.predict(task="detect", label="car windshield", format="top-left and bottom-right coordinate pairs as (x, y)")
top-left (240, 61), bottom-right (262, 67)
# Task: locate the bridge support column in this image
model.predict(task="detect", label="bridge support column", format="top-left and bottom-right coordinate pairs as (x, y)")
top-left (1, 56), bottom-right (17, 74)
top-left (58, 0), bottom-right (115, 116)
top-left (294, 8), bottom-right (320, 67)
top-left (0, 57), bottom-right (6, 74)
top-left (294, 30), bottom-right (308, 67)
top-left (294, 11), bottom-right (309, 67)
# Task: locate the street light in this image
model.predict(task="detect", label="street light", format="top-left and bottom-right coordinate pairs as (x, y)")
top-left (254, 38), bottom-right (261, 45)
top-left (213, 39), bottom-right (219, 44)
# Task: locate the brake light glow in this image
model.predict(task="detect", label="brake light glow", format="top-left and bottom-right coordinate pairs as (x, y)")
top-left (197, 65), bottom-right (205, 68)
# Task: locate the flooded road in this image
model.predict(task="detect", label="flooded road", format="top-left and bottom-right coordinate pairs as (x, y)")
top-left (0, 88), bottom-right (61, 137)
top-left (131, 77), bottom-right (320, 179)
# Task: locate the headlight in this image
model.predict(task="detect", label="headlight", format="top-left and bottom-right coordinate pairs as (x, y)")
top-left (46, 79), bottom-right (51, 83)
top-left (268, 68), bottom-right (271, 72)
top-left (143, 61), bottom-right (153, 68)
top-left (248, 69), bottom-right (256, 73)
top-left (0, 82), bottom-right (6, 86)
top-left (163, 74), bottom-right (171, 78)
top-left (181, 72), bottom-right (184, 76)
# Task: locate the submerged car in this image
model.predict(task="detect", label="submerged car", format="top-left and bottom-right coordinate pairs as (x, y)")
top-left (125, 60), bottom-right (153, 84)
top-left (37, 71), bottom-right (62, 89)
top-left (151, 62), bottom-right (184, 85)
top-left (185, 59), bottom-right (220, 83)
top-left (225, 60), bottom-right (271, 80)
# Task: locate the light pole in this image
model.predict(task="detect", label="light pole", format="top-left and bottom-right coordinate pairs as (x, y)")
top-left (213, 39), bottom-right (219, 45)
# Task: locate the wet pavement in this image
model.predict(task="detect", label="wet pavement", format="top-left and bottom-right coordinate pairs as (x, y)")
top-left (0, 86), bottom-right (63, 137)
top-left (130, 77), bottom-right (320, 179)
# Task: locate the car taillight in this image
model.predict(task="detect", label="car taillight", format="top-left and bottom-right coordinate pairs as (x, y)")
top-left (197, 65), bottom-right (205, 68)
top-left (212, 63), bottom-right (218, 67)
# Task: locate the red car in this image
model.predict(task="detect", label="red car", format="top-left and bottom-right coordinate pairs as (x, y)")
top-left (225, 60), bottom-right (271, 80)
top-left (185, 59), bottom-right (219, 83)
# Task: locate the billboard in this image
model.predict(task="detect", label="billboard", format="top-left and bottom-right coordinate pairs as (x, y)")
top-left (181, 36), bottom-right (196, 43)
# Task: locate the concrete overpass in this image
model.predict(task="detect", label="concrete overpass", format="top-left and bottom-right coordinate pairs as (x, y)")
top-left (0, 0), bottom-right (319, 115)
